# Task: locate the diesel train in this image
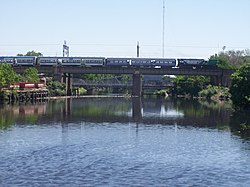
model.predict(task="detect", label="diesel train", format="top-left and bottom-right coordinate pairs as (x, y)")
top-left (0, 56), bottom-right (218, 69)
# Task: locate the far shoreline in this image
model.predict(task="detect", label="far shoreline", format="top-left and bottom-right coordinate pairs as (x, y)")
top-left (47, 94), bottom-right (132, 100)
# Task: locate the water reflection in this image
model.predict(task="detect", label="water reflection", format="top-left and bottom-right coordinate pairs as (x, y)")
top-left (0, 97), bottom-right (249, 139)
top-left (230, 110), bottom-right (250, 140)
top-left (1, 97), bottom-right (250, 186)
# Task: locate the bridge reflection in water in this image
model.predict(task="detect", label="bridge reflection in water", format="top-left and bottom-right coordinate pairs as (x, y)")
top-left (0, 97), bottom-right (232, 130)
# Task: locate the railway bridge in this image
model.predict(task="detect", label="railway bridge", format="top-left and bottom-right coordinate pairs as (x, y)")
top-left (13, 66), bottom-right (235, 96)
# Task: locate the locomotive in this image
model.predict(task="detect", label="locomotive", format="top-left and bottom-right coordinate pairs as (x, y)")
top-left (0, 56), bottom-right (219, 69)
top-left (177, 58), bottom-right (218, 69)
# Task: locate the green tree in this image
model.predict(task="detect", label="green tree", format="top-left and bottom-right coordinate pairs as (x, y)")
top-left (0, 64), bottom-right (21, 86)
top-left (173, 76), bottom-right (210, 97)
top-left (198, 85), bottom-right (231, 100)
top-left (46, 78), bottom-right (66, 96)
top-left (81, 74), bottom-right (114, 81)
top-left (230, 62), bottom-right (250, 109)
top-left (22, 67), bottom-right (39, 83)
top-left (210, 49), bottom-right (250, 69)
top-left (0, 72), bottom-right (5, 86)
top-left (17, 50), bottom-right (43, 57)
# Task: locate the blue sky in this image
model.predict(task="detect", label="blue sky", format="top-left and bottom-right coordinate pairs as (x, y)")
top-left (0, 0), bottom-right (249, 59)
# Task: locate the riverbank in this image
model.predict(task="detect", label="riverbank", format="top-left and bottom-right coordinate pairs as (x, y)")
top-left (1, 89), bottom-right (48, 103)
top-left (47, 94), bottom-right (131, 100)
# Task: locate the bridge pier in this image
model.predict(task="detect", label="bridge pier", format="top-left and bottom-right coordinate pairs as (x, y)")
top-left (74, 88), bottom-right (80, 96)
top-left (62, 98), bottom-right (72, 118)
top-left (222, 75), bottom-right (231, 87)
top-left (62, 73), bottom-right (73, 96)
top-left (132, 73), bottom-right (142, 97)
top-left (132, 97), bottom-right (142, 122)
top-left (212, 75), bottom-right (232, 87)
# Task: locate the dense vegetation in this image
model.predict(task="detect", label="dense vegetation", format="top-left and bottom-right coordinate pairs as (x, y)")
top-left (17, 50), bottom-right (43, 57)
top-left (173, 76), bottom-right (210, 97)
top-left (0, 64), bottom-right (66, 99)
top-left (211, 50), bottom-right (250, 108)
top-left (171, 49), bottom-right (250, 109)
top-left (230, 62), bottom-right (250, 109)
top-left (46, 78), bottom-right (66, 96)
top-left (0, 64), bottom-right (21, 86)
top-left (198, 85), bottom-right (231, 100)
top-left (0, 65), bottom-right (39, 86)
top-left (22, 67), bottom-right (39, 83)
top-left (210, 49), bottom-right (250, 69)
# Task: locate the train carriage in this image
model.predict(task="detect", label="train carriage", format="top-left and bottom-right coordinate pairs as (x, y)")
top-left (15, 56), bottom-right (36, 66)
top-left (106, 58), bottom-right (131, 67)
top-left (202, 59), bottom-right (219, 69)
top-left (177, 58), bottom-right (206, 69)
top-left (82, 57), bottom-right (105, 66)
top-left (131, 58), bottom-right (152, 67)
top-left (151, 58), bottom-right (177, 68)
top-left (61, 57), bottom-right (82, 66)
top-left (37, 57), bottom-right (59, 66)
top-left (0, 56), bottom-right (16, 65)
top-left (205, 59), bottom-right (219, 66)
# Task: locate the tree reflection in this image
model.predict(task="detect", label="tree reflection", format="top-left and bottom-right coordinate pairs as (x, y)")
top-left (0, 103), bottom-right (47, 128)
top-left (0, 116), bottom-right (15, 130)
top-left (171, 98), bottom-right (232, 129)
top-left (229, 110), bottom-right (250, 140)
top-left (0, 97), bottom-right (249, 142)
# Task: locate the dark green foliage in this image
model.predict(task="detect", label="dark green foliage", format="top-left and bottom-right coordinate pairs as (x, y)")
top-left (210, 49), bottom-right (250, 69)
top-left (81, 74), bottom-right (115, 81)
top-left (0, 91), bottom-right (4, 101)
top-left (198, 85), bottom-right (231, 100)
top-left (0, 64), bottom-right (21, 86)
top-left (80, 74), bottom-right (131, 84)
top-left (46, 78), bottom-right (66, 96)
top-left (229, 110), bottom-right (250, 138)
top-left (17, 50), bottom-right (43, 57)
top-left (22, 67), bottom-right (39, 83)
top-left (173, 76), bottom-right (210, 97)
top-left (230, 62), bottom-right (250, 109)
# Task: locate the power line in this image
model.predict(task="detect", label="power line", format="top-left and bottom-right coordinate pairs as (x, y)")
top-left (0, 44), bottom-right (60, 47)
top-left (0, 43), bottom-right (248, 49)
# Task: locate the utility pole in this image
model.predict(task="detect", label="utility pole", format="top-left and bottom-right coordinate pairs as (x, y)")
top-left (63, 40), bottom-right (69, 57)
top-left (162, 0), bottom-right (165, 58)
top-left (137, 41), bottom-right (140, 57)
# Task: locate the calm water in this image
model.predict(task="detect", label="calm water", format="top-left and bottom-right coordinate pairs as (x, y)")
top-left (0, 97), bottom-right (250, 186)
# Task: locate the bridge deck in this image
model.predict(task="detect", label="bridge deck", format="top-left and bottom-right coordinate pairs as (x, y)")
top-left (13, 65), bottom-right (235, 76)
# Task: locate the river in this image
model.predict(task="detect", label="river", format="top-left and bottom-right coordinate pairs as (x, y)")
top-left (0, 97), bottom-right (250, 186)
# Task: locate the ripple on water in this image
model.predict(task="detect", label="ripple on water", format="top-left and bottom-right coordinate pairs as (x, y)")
top-left (1, 123), bottom-right (250, 186)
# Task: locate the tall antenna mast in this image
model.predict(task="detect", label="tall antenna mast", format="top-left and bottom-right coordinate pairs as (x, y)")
top-left (63, 40), bottom-right (69, 57)
top-left (137, 41), bottom-right (140, 57)
top-left (162, 0), bottom-right (165, 58)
